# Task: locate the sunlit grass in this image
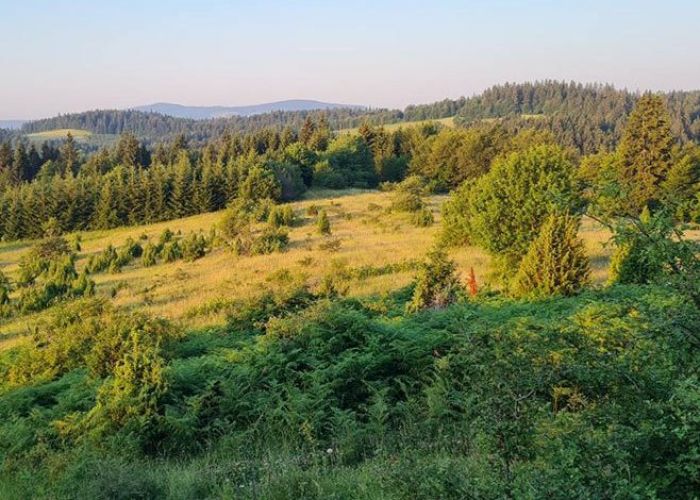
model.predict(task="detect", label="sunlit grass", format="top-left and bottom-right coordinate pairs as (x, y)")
top-left (337, 117), bottom-right (455, 135)
top-left (4, 189), bottom-right (691, 351)
top-left (25, 128), bottom-right (92, 140)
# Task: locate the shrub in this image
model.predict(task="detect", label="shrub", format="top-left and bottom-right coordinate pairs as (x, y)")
top-left (317, 210), bottom-right (331, 235)
top-left (268, 205), bottom-right (296, 228)
top-left (239, 165), bottom-right (282, 202)
top-left (446, 145), bottom-right (580, 271)
top-left (141, 242), bottom-right (160, 267)
top-left (86, 245), bottom-right (118, 273)
top-left (6, 298), bottom-right (178, 386)
top-left (0, 269), bottom-right (10, 305)
top-left (511, 213), bottom-right (590, 298)
top-left (182, 233), bottom-right (208, 262)
top-left (251, 226), bottom-right (289, 255)
top-left (411, 207), bottom-right (434, 227)
top-left (158, 228), bottom-right (174, 246)
top-left (16, 254), bottom-right (95, 314)
top-left (161, 241), bottom-right (182, 263)
top-left (391, 176), bottom-right (425, 212)
top-left (407, 247), bottom-right (464, 312)
top-left (318, 237), bottom-right (342, 252)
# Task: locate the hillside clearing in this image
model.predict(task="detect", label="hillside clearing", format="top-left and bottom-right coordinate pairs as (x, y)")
top-left (0, 189), bottom-right (631, 350)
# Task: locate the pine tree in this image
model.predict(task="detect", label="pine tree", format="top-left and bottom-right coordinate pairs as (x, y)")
top-left (512, 213), bottom-right (590, 298)
top-left (617, 94), bottom-right (675, 215)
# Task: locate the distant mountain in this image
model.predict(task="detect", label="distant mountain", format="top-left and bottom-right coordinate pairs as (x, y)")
top-left (132, 100), bottom-right (364, 120)
top-left (0, 120), bottom-right (26, 130)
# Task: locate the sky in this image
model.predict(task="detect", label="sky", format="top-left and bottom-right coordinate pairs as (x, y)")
top-left (1, 0), bottom-right (699, 119)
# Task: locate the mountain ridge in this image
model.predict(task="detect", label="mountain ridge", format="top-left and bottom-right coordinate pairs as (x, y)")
top-left (132, 99), bottom-right (365, 119)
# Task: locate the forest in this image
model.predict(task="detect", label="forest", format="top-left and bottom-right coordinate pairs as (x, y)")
top-left (0, 82), bottom-right (700, 498)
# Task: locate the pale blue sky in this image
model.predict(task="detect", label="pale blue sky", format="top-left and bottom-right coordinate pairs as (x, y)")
top-left (1, 0), bottom-right (699, 119)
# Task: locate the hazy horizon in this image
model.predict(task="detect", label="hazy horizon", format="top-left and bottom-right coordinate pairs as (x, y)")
top-left (2, 0), bottom-right (700, 120)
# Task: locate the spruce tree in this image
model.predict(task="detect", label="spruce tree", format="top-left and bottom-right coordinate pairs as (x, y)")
top-left (512, 213), bottom-right (590, 298)
top-left (169, 151), bottom-right (193, 218)
top-left (617, 94), bottom-right (675, 215)
top-left (60, 133), bottom-right (79, 176)
top-left (12, 142), bottom-right (29, 183)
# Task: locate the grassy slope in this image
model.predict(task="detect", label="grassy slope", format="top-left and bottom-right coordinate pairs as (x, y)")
top-left (0, 189), bottom-right (621, 349)
top-left (337, 117), bottom-right (455, 135)
top-left (25, 129), bottom-right (92, 140)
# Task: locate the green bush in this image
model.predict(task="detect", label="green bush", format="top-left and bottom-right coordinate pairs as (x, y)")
top-left (445, 145), bottom-right (581, 273)
top-left (317, 210), bottom-right (331, 235)
top-left (182, 233), bottom-right (208, 262)
top-left (391, 176), bottom-right (425, 213)
top-left (411, 207), bottom-right (434, 227)
top-left (407, 247), bottom-right (464, 312)
top-left (512, 213), bottom-right (590, 298)
top-left (141, 242), bottom-right (160, 267)
top-left (251, 226), bottom-right (289, 255)
top-left (268, 205), bottom-right (297, 228)
top-left (161, 241), bottom-right (182, 263)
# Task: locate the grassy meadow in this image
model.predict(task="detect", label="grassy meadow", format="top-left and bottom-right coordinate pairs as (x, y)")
top-left (337, 117), bottom-right (455, 135)
top-left (0, 188), bottom-right (626, 351)
top-left (25, 128), bottom-right (92, 140)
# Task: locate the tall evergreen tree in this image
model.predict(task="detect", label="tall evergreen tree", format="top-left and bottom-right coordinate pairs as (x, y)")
top-left (169, 151), bottom-right (194, 218)
top-left (616, 94), bottom-right (675, 214)
top-left (60, 133), bottom-right (79, 176)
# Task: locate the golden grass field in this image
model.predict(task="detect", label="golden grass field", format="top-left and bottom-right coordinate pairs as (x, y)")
top-left (337, 117), bottom-right (455, 135)
top-left (25, 128), bottom-right (92, 140)
top-left (0, 189), bottom-right (666, 351)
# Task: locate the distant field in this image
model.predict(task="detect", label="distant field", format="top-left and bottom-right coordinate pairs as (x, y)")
top-left (0, 189), bottom-right (633, 349)
top-left (25, 128), bottom-right (92, 140)
top-left (337, 116), bottom-right (455, 134)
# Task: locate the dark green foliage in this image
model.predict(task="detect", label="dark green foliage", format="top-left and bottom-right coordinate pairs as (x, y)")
top-left (3, 286), bottom-right (699, 497)
top-left (239, 165), bottom-right (282, 202)
top-left (454, 81), bottom-right (700, 153)
top-left (250, 226), bottom-right (289, 255)
top-left (607, 209), bottom-right (700, 309)
top-left (407, 247), bottom-right (464, 312)
top-left (616, 94), bottom-right (675, 215)
top-left (161, 240), bottom-right (182, 263)
top-left (512, 213), bottom-right (590, 298)
top-left (317, 209), bottom-right (331, 235)
top-left (391, 175), bottom-right (425, 212)
top-left (267, 205), bottom-right (296, 228)
top-left (446, 145), bottom-right (581, 275)
top-left (270, 161), bottom-right (306, 201)
top-left (181, 232), bottom-right (208, 262)
top-left (315, 135), bottom-right (377, 189)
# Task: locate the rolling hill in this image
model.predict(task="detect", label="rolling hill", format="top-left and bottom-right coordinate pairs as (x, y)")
top-left (133, 99), bottom-right (365, 119)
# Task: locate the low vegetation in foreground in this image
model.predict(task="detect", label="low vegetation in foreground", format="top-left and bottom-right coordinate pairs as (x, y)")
top-left (0, 284), bottom-right (699, 498)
